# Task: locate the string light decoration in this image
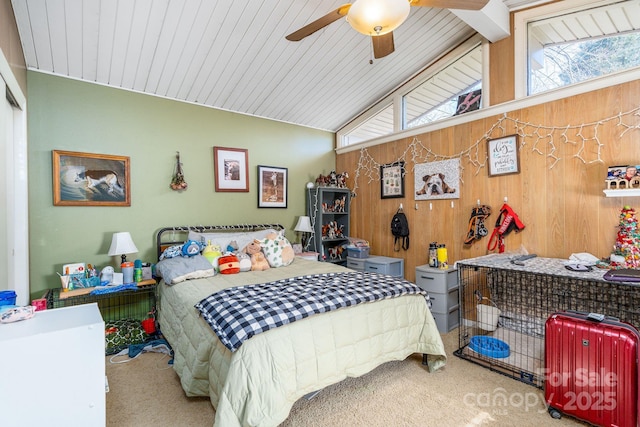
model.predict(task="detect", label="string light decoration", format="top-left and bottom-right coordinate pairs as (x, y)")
top-left (350, 106), bottom-right (640, 196)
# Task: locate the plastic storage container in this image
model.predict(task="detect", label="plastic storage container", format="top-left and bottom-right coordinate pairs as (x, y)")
top-left (0, 290), bottom-right (17, 306)
top-left (347, 247), bottom-right (370, 259)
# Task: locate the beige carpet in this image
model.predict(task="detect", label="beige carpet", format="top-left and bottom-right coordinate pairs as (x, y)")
top-left (106, 330), bottom-right (587, 426)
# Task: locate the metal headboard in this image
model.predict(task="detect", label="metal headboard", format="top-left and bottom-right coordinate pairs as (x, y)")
top-left (155, 224), bottom-right (285, 259)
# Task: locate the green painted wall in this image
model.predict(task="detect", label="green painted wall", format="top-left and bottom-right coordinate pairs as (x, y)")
top-left (27, 72), bottom-right (335, 299)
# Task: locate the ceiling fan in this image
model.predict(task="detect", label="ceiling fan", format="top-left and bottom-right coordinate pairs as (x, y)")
top-left (286, 0), bottom-right (489, 59)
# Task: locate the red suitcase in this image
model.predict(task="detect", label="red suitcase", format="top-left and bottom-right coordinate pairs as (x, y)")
top-left (545, 311), bottom-right (640, 427)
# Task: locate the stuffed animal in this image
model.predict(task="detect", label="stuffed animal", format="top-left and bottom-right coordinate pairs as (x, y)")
top-left (259, 231), bottom-right (295, 267)
top-left (182, 240), bottom-right (203, 257)
top-left (236, 252), bottom-right (252, 272)
top-left (218, 254), bottom-right (240, 274)
top-left (227, 240), bottom-right (239, 253)
top-left (202, 241), bottom-right (223, 270)
top-left (244, 241), bottom-right (270, 271)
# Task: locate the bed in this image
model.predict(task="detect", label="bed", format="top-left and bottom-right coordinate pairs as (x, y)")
top-left (154, 224), bottom-right (447, 427)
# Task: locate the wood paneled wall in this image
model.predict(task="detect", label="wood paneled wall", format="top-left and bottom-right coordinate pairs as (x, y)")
top-left (337, 80), bottom-right (640, 283)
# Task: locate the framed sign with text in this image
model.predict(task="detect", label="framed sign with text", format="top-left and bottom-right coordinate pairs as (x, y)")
top-left (487, 135), bottom-right (520, 177)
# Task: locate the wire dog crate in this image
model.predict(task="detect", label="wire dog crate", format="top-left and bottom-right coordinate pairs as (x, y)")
top-left (47, 285), bottom-right (157, 354)
top-left (454, 255), bottom-right (640, 389)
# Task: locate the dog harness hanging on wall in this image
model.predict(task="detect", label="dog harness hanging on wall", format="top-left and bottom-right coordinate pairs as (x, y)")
top-left (391, 209), bottom-right (410, 251)
top-left (464, 204), bottom-right (492, 245)
top-left (487, 203), bottom-right (525, 253)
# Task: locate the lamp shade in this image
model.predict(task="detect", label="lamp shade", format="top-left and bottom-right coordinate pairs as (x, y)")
top-left (347, 0), bottom-right (411, 36)
top-left (108, 232), bottom-right (139, 258)
top-left (294, 216), bottom-right (314, 233)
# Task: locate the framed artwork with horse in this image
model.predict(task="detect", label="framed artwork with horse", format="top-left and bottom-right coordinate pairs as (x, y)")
top-left (52, 150), bottom-right (131, 206)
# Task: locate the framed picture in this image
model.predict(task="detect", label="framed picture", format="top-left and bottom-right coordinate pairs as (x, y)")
top-left (213, 147), bottom-right (249, 192)
top-left (454, 89), bottom-right (482, 116)
top-left (414, 158), bottom-right (460, 201)
top-left (606, 165), bottom-right (639, 181)
top-left (487, 135), bottom-right (520, 177)
top-left (52, 150), bottom-right (130, 206)
top-left (258, 165), bottom-right (287, 208)
top-left (380, 161), bottom-right (405, 199)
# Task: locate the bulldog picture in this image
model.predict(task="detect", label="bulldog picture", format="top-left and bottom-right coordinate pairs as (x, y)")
top-left (416, 173), bottom-right (456, 196)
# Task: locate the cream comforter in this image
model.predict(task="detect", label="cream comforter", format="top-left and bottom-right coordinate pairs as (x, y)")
top-left (157, 258), bottom-right (446, 427)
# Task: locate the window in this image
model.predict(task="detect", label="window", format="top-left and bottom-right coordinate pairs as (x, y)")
top-left (404, 45), bottom-right (482, 129)
top-left (521, 0), bottom-right (640, 96)
top-left (338, 35), bottom-right (484, 147)
top-left (342, 104), bottom-right (394, 146)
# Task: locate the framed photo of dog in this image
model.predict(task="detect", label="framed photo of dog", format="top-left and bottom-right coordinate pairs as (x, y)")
top-left (487, 135), bottom-right (520, 177)
top-left (380, 161), bottom-right (405, 199)
top-left (414, 158), bottom-right (460, 201)
top-left (52, 150), bottom-right (130, 206)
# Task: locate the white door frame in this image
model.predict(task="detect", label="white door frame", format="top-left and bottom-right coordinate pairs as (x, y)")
top-left (0, 47), bottom-right (29, 305)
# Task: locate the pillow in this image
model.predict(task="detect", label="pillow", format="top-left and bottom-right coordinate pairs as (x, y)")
top-left (155, 255), bottom-right (215, 285)
top-left (188, 229), bottom-right (277, 254)
top-left (258, 231), bottom-right (295, 268)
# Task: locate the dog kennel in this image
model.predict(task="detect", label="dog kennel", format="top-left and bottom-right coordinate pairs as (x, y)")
top-left (454, 255), bottom-right (640, 388)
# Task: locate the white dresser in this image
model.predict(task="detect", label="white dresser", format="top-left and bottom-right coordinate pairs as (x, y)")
top-left (0, 303), bottom-right (105, 425)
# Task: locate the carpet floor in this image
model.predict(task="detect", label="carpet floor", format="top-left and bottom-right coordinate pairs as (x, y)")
top-left (106, 330), bottom-right (587, 426)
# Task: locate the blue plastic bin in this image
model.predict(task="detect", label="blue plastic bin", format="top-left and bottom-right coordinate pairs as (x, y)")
top-left (0, 290), bottom-right (17, 306)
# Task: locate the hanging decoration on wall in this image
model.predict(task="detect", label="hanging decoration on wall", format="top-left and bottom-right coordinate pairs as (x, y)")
top-left (170, 151), bottom-right (188, 191)
top-left (414, 159), bottom-right (460, 200)
top-left (350, 105), bottom-right (640, 196)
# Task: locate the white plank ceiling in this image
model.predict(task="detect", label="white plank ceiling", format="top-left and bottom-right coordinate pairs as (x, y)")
top-left (11, 0), bottom-right (541, 132)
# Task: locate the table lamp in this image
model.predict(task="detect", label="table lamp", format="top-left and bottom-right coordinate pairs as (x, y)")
top-left (108, 231), bottom-right (139, 264)
top-left (294, 216), bottom-right (314, 251)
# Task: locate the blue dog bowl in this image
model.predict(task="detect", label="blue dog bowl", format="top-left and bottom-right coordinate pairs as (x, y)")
top-left (469, 336), bottom-right (510, 358)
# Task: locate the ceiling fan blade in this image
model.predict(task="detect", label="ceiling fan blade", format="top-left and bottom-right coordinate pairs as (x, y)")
top-left (410, 0), bottom-right (488, 10)
top-left (285, 4), bottom-right (352, 41)
top-left (372, 32), bottom-right (395, 59)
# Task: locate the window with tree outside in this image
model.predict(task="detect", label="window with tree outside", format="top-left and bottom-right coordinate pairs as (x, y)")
top-left (528, 0), bottom-right (640, 96)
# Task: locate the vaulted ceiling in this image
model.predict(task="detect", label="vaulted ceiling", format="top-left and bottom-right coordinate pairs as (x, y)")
top-left (11, 0), bottom-right (541, 132)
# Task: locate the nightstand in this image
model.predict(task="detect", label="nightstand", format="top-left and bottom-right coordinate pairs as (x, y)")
top-left (415, 264), bottom-right (459, 333)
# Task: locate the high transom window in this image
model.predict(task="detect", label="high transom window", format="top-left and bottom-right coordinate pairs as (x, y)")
top-left (526, 0), bottom-right (640, 95)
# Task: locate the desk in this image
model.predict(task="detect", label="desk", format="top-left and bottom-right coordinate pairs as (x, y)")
top-left (454, 254), bottom-right (640, 388)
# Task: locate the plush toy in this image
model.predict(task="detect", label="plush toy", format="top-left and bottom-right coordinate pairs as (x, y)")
top-left (236, 252), bottom-right (252, 272)
top-left (218, 254), bottom-right (240, 274)
top-left (227, 240), bottom-right (239, 253)
top-left (244, 241), bottom-right (270, 271)
top-left (202, 241), bottom-right (223, 269)
top-left (182, 240), bottom-right (203, 257)
top-left (259, 231), bottom-right (295, 268)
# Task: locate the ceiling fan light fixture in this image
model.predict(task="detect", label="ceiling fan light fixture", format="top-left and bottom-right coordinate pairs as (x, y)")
top-left (346, 0), bottom-right (411, 36)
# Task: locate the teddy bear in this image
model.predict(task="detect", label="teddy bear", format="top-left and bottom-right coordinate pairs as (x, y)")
top-left (244, 240), bottom-right (270, 271)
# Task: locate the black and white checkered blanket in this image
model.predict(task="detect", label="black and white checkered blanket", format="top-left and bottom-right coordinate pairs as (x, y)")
top-left (195, 271), bottom-right (430, 352)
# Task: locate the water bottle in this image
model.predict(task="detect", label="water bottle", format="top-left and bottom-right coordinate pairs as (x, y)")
top-left (121, 262), bottom-right (134, 284)
top-left (428, 242), bottom-right (438, 268)
top-left (134, 259), bottom-right (143, 283)
top-left (437, 244), bottom-right (448, 269)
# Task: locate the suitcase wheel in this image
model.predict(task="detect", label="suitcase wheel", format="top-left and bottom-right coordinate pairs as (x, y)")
top-left (548, 407), bottom-right (562, 420)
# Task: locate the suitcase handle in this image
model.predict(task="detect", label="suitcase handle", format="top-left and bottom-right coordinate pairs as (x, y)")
top-left (565, 310), bottom-right (619, 323)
